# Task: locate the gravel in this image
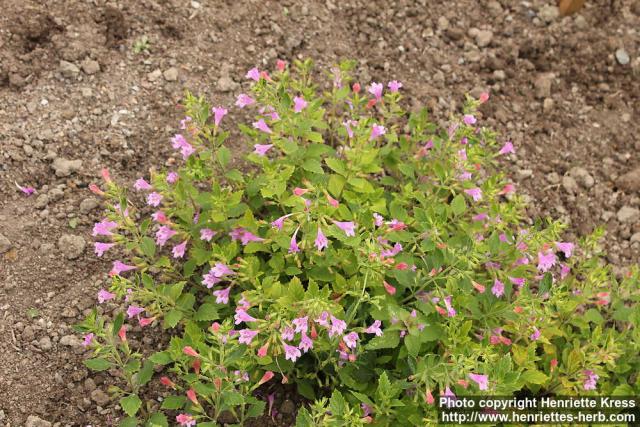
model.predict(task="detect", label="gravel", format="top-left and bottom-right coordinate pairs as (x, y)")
top-left (616, 206), bottom-right (640, 224)
top-left (57, 234), bottom-right (86, 260)
top-left (0, 233), bottom-right (12, 254)
top-left (52, 158), bottom-right (83, 177)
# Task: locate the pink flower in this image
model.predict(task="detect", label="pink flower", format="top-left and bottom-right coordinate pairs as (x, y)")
top-left (463, 114), bottom-right (477, 125)
top-left (343, 332), bottom-right (358, 349)
top-left (555, 242), bottom-right (575, 258)
top-left (93, 220), bottom-right (118, 237)
top-left (583, 370), bottom-right (599, 390)
top-left (213, 286), bottom-right (231, 304)
top-left (293, 96), bottom-right (308, 113)
top-left (200, 228), bottom-right (216, 241)
top-left (97, 289), bottom-right (116, 303)
top-left (167, 171), bottom-right (179, 184)
top-left (458, 172), bottom-right (472, 181)
top-left (254, 144), bottom-right (273, 156)
top-left (151, 211), bottom-right (167, 223)
top-left (315, 227), bottom-right (328, 251)
top-left (277, 59), bottom-right (287, 71)
top-left (176, 414), bottom-right (196, 427)
top-left (283, 343), bottom-right (302, 362)
top-left (292, 316), bottom-right (308, 334)
top-left (530, 327), bottom-right (541, 341)
top-left (326, 194), bottom-right (339, 207)
top-left (368, 82), bottom-right (383, 100)
top-left (235, 93), bottom-right (255, 108)
top-left (134, 178), bottom-right (152, 191)
top-left (491, 279), bottom-right (504, 298)
top-left (444, 296), bottom-right (456, 317)
top-left (468, 373), bottom-right (488, 390)
top-left (387, 80), bottom-right (402, 92)
top-left (179, 116), bottom-right (192, 130)
top-left (155, 225), bottom-right (176, 246)
top-left (315, 311), bottom-right (330, 327)
top-left (246, 67), bottom-right (261, 81)
top-left (560, 264), bottom-right (571, 279)
top-left (464, 188), bottom-right (482, 201)
top-left (333, 221), bottom-right (356, 237)
top-left (212, 263), bottom-right (234, 277)
top-left (509, 277), bottom-right (525, 288)
top-left (383, 281), bottom-right (396, 295)
top-left (110, 260), bottom-right (136, 276)
top-left (94, 242), bottom-right (115, 257)
top-left (15, 182), bottom-right (36, 196)
top-left (212, 106), bottom-right (228, 126)
top-left (229, 228), bottom-right (264, 245)
top-left (328, 316), bottom-right (347, 338)
top-left (234, 309), bottom-right (257, 324)
top-left (82, 333), bottom-right (94, 347)
top-left (343, 120), bottom-right (357, 138)
top-left (458, 148), bottom-right (467, 161)
top-left (365, 320), bottom-right (383, 336)
top-left (126, 305), bottom-right (145, 318)
top-left (271, 214), bottom-right (292, 230)
top-left (147, 192), bottom-right (162, 207)
top-left (171, 134), bottom-right (195, 159)
top-left (370, 124), bottom-right (386, 140)
top-left (537, 250), bottom-right (557, 272)
top-left (238, 329), bottom-right (259, 345)
top-left (299, 333), bottom-right (313, 352)
top-left (252, 119), bottom-right (272, 134)
top-left (289, 227), bottom-right (300, 254)
top-left (172, 240), bottom-right (188, 258)
top-left (479, 92), bottom-right (490, 103)
top-left (373, 213), bottom-right (384, 227)
top-left (281, 326), bottom-right (295, 341)
top-left (498, 141), bottom-right (515, 155)
top-left (139, 317), bottom-right (154, 327)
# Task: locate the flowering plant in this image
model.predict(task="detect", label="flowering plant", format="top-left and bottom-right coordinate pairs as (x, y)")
top-left (77, 60), bottom-right (640, 426)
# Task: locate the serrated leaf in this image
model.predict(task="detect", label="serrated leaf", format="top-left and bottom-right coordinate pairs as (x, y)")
top-left (84, 358), bottom-right (112, 371)
top-left (120, 394), bottom-right (142, 417)
top-left (149, 351), bottom-right (173, 365)
top-left (366, 331), bottom-right (400, 350)
top-left (163, 309), bottom-right (182, 328)
top-left (302, 158), bottom-right (324, 174)
top-left (147, 413), bottom-right (168, 427)
top-left (246, 400), bottom-right (266, 418)
top-left (140, 237), bottom-right (156, 258)
top-left (194, 303), bottom-right (220, 321)
top-left (451, 194), bottom-right (467, 216)
top-left (520, 369), bottom-right (548, 385)
top-left (160, 395), bottom-right (186, 410)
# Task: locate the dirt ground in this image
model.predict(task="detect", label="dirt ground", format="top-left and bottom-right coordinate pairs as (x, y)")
top-left (0, 0), bottom-right (638, 425)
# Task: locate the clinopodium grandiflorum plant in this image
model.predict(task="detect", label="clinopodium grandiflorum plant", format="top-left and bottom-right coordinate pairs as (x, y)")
top-left (76, 59), bottom-right (640, 426)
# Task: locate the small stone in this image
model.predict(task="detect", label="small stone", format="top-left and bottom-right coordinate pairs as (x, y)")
top-left (534, 73), bottom-right (554, 99)
top-left (90, 389), bottom-right (111, 406)
top-left (217, 75), bottom-right (239, 92)
top-left (617, 206), bottom-right (639, 223)
top-left (25, 415), bottom-right (52, 427)
top-left (562, 176), bottom-right (579, 194)
top-left (60, 334), bottom-right (82, 347)
top-left (81, 58), bottom-right (100, 75)
top-left (543, 97), bottom-right (555, 113)
top-left (37, 336), bottom-right (52, 351)
top-left (59, 60), bottom-right (80, 78)
top-left (474, 30), bottom-right (493, 48)
top-left (492, 70), bottom-right (506, 81)
top-left (0, 233), bottom-right (11, 254)
top-left (437, 16), bottom-right (449, 31)
top-left (616, 168), bottom-right (640, 192)
top-left (35, 194), bottom-right (50, 209)
top-left (568, 167), bottom-right (595, 189)
top-left (52, 157), bottom-right (82, 177)
top-left (163, 67), bottom-right (179, 82)
top-left (280, 399), bottom-right (296, 414)
top-left (630, 232), bottom-right (640, 243)
top-left (615, 49), bottom-right (630, 65)
top-left (147, 69), bottom-right (162, 81)
top-left (79, 198), bottom-right (99, 214)
top-left (538, 5), bottom-right (559, 23)
top-left (58, 234), bottom-right (86, 260)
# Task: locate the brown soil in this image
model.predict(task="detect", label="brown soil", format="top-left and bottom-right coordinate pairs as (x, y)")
top-left (0, 0), bottom-right (638, 425)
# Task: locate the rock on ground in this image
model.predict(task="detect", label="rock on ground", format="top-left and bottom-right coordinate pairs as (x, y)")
top-left (616, 168), bottom-right (640, 192)
top-left (0, 233), bottom-right (11, 254)
top-left (52, 158), bottom-right (82, 177)
top-left (57, 234), bottom-right (86, 260)
top-left (25, 415), bottom-right (52, 427)
top-left (617, 206), bottom-right (640, 223)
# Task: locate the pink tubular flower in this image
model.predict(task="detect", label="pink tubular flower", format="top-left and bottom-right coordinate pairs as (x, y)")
top-left (283, 343), bottom-right (302, 362)
top-left (281, 326), bottom-right (295, 341)
top-left (155, 225), bottom-right (177, 246)
top-left (556, 242), bottom-right (575, 258)
top-left (126, 305), bottom-right (144, 319)
top-left (583, 370), bottom-right (599, 390)
top-left (257, 343), bottom-right (269, 357)
top-left (315, 227), bottom-right (328, 251)
top-left (234, 309), bottom-right (257, 325)
top-left (326, 194), bottom-right (339, 207)
top-left (235, 93), bottom-right (255, 108)
top-left (343, 120), bottom-right (357, 138)
top-left (186, 389), bottom-right (199, 406)
top-left (299, 333), bottom-right (313, 352)
top-left (200, 228), bottom-right (217, 241)
top-left (94, 242), bottom-right (115, 257)
top-left (139, 317), bottom-right (154, 327)
top-left (246, 67), bottom-right (260, 81)
top-left (134, 178), bottom-right (152, 191)
top-left (333, 221), bottom-right (356, 237)
top-left (15, 182), bottom-right (36, 196)
top-left (176, 414), bottom-right (196, 427)
top-left (271, 214), bottom-right (292, 230)
top-left (293, 96), bottom-right (308, 113)
top-left (252, 119), bottom-right (272, 134)
top-left (213, 286), bottom-right (231, 304)
top-left (491, 279), bottom-right (504, 298)
top-left (179, 116), bottom-right (192, 130)
top-left (183, 346), bottom-right (199, 357)
top-left (479, 92), bottom-right (490, 103)
top-left (498, 141), bottom-right (515, 155)
top-left (211, 106), bottom-right (228, 127)
top-left (147, 192), bottom-right (162, 207)
top-left (151, 211), bottom-right (167, 223)
top-left (238, 329), bottom-right (259, 345)
top-left (93, 220), bottom-right (118, 237)
top-left (509, 277), bottom-right (525, 288)
top-left (289, 227), bottom-right (300, 254)
top-left (373, 213), bottom-right (384, 227)
top-left (444, 296), bottom-right (456, 317)
top-left (211, 262), bottom-right (234, 278)
top-left (328, 316), bottom-right (347, 338)
top-left (343, 332), bottom-right (358, 349)
top-left (97, 289), bottom-right (115, 303)
top-left (464, 188), bottom-right (483, 201)
top-left (537, 250), bottom-right (557, 272)
top-left (463, 114), bottom-right (477, 125)
top-left (560, 263), bottom-right (571, 279)
top-left (315, 311), bottom-right (330, 327)
top-left (172, 240), bottom-right (188, 258)
top-left (277, 59), bottom-right (287, 71)
top-left (458, 148), bottom-right (467, 161)
top-left (167, 171), bottom-right (179, 184)
top-left (388, 80), bottom-right (402, 92)
top-left (258, 370), bottom-right (274, 386)
top-left (368, 82), bottom-right (383, 100)
top-left (292, 316), bottom-right (308, 334)
top-left (365, 320), bottom-right (383, 336)
top-left (530, 327), bottom-right (541, 341)
top-left (468, 373), bottom-right (488, 390)
top-left (253, 143), bottom-right (274, 156)
top-left (229, 228), bottom-right (264, 245)
top-left (82, 333), bottom-right (94, 347)
top-left (370, 124), bottom-right (386, 141)
top-left (383, 281), bottom-right (396, 295)
top-left (110, 260), bottom-right (136, 276)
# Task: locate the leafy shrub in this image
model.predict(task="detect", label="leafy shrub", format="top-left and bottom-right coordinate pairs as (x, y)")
top-left (76, 59), bottom-right (640, 426)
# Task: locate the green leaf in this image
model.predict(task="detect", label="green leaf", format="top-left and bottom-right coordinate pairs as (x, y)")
top-left (405, 334), bottom-right (422, 357)
top-left (325, 158), bottom-right (347, 175)
top-left (163, 309), bottom-right (183, 328)
top-left (160, 395), bottom-right (186, 410)
top-left (520, 369), bottom-right (548, 385)
top-left (147, 413), bottom-right (169, 427)
top-left (366, 331), bottom-right (400, 350)
top-left (140, 237), bottom-right (156, 258)
top-left (120, 394), bottom-right (142, 417)
top-left (149, 351), bottom-right (173, 365)
top-left (136, 360), bottom-right (154, 386)
top-left (194, 303), bottom-right (220, 321)
top-left (84, 358), bottom-right (112, 372)
top-left (119, 417), bottom-right (138, 427)
top-left (221, 391), bottom-right (244, 406)
top-left (328, 174), bottom-right (346, 196)
top-left (302, 158), bottom-right (324, 174)
top-left (217, 146), bottom-right (232, 168)
top-left (296, 379), bottom-right (316, 400)
top-left (246, 400), bottom-right (266, 418)
top-left (451, 194), bottom-right (467, 216)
